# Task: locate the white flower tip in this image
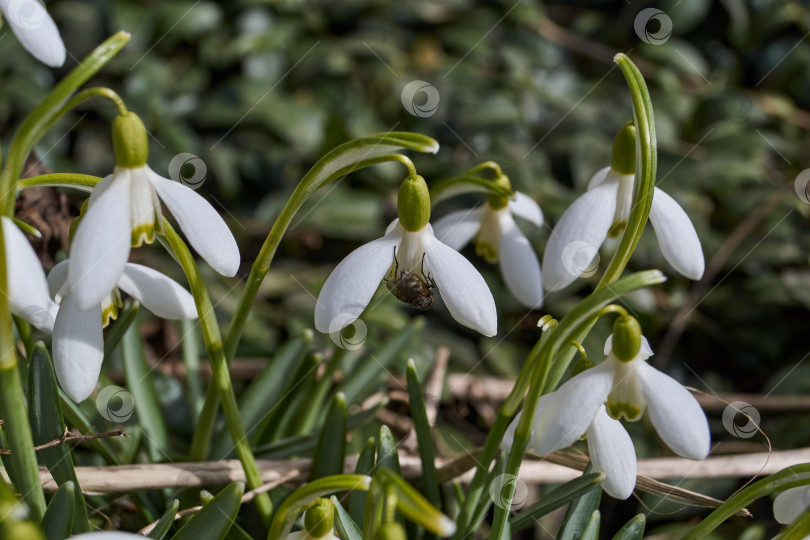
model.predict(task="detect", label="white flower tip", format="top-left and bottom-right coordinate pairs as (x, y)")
top-left (426, 141), bottom-right (440, 154)
top-left (437, 516), bottom-right (456, 536)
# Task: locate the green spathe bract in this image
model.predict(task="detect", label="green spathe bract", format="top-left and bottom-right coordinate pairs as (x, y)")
top-left (397, 175), bottom-right (431, 231)
top-left (112, 112), bottom-right (148, 168)
top-left (610, 122), bottom-right (636, 175)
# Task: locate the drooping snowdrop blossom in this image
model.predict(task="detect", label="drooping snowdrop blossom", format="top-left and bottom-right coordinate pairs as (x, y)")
top-left (773, 486), bottom-right (810, 525)
top-left (504, 396), bottom-right (637, 499)
top-left (433, 187), bottom-right (544, 308)
top-left (543, 123), bottom-right (704, 291)
top-left (532, 316), bottom-right (710, 466)
top-left (67, 112), bottom-right (240, 311)
top-left (2, 217), bottom-right (58, 332)
top-left (49, 258), bottom-right (197, 402)
top-left (0, 0), bottom-right (66, 67)
top-left (315, 175), bottom-right (497, 336)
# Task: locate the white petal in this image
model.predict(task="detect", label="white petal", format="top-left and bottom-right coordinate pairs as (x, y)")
top-left (637, 362), bottom-right (710, 460)
top-left (586, 166), bottom-right (612, 190)
top-left (47, 259), bottom-right (69, 300)
top-left (3, 217), bottom-right (57, 332)
top-left (0, 0), bottom-right (65, 67)
top-left (586, 406), bottom-right (637, 499)
top-left (148, 170), bottom-right (240, 277)
top-left (542, 183), bottom-right (618, 291)
top-left (117, 263), bottom-right (197, 320)
top-left (52, 294), bottom-right (103, 402)
top-left (498, 213), bottom-right (543, 308)
top-left (424, 235), bottom-right (497, 336)
top-left (773, 487), bottom-right (810, 525)
top-left (314, 230), bottom-right (401, 334)
top-left (68, 173), bottom-right (132, 310)
top-left (431, 208), bottom-right (482, 251)
top-left (649, 188), bottom-right (705, 280)
top-left (508, 192), bottom-right (543, 227)
top-left (532, 362), bottom-right (614, 455)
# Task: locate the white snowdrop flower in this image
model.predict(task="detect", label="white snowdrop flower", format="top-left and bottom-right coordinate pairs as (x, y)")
top-left (773, 486), bottom-right (810, 525)
top-left (314, 175), bottom-right (497, 337)
top-left (49, 258), bottom-right (197, 402)
top-left (543, 124), bottom-right (704, 291)
top-left (504, 396), bottom-right (637, 499)
top-left (433, 191), bottom-right (544, 308)
top-left (532, 317), bottom-right (710, 467)
top-left (2, 217), bottom-right (58, 332)
top-left (67, 112), bottom-right (240, 310)
top-left (0, 0), bottom-right (65, 66)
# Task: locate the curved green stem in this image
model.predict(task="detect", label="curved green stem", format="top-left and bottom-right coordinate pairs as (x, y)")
top-left (268, 474), bottom-right (371, 539)
top-left (17, 173), bottom-right (101, 192)
top-left (161, 220), bottom-right (273, 526)
top-left (0, 231), bottom-right (45, 520)
top-left (189, 135), bottom-right (438, 461)
top-left (459, 54), bottom-right (658, 539)
top-left (685, 464), bottom-right (810, 539)
top-left (0, 32), bottom-right (130, 214)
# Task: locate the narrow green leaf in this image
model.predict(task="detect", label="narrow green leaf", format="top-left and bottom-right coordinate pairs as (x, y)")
top-left (376, 426), bottom-right (401, 476)
top-left (511, 472), bottom-right (605, 533)
top-left (349, 437), bottom-right (376, 525)
top-left (181, 320), bottom-right (204, 424)
top-left (611, 514), bottom-right (645, 540)
top-left (338, 320), bottom-right (423, 405)
top-left (121, 324), bottom-right (170, 461)
top-left (685, 464), bottom-right (810, 539)
top-left (210, 330), bottom-right (312, 458)
top-left (263, 353), bottom-right (321, 443)
top-left (579, 510), bottom-right (601, 540)
top-left (376, 469), bottom-right (455, 537)
top-left (41, 481), bottom-right (75, 540)
top-left (254, 397), bottom-right (387, 459)
top-left (309, 393), bottom-right (348, 481)
top-left (331, 496), bottom-right (362, 540)
top-left (557, 466), bottom-right (602, 540)
top-left (171, 482), bottom-right (244, 540)
top-left (296, 347), bottom-right (348, 433)
top-left (148, 499), bottom-right (179, 540)
top-left (405, 360), bottom-right (440, 514)
top-left (28, 343), bottom-right (88, 533)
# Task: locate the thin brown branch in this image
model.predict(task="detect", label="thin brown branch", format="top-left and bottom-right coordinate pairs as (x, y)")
top-left (0, 427), bottom-right (126, 455)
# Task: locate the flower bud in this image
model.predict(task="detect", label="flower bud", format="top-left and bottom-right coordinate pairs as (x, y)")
top-left (612, 315), bottom-right (642, 362)
top-left (112, 112), bottom-right (149, 168)
top-left (375, 522), bottom-right (407, 540)
top-left (610, 122), bottom-right (636, 175)
top-left (397, 175), bottom-right (431, 231)
top-left (304, 498), bottom-right (335, 539)
top-left (486, 172), bottom-right (513, 210)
